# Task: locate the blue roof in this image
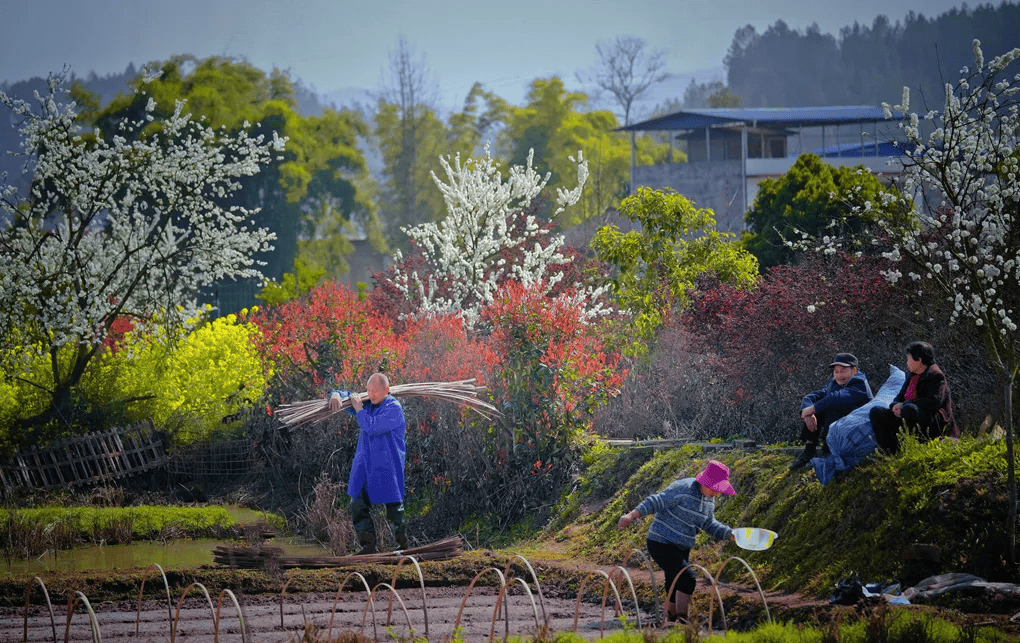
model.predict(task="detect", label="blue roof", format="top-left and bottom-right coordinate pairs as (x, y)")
top-left (618, 106), bottom-right (905, 132)
top-left (813, 141), bottom-right (914, 158)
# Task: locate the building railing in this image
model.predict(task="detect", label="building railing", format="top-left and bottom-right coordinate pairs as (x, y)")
top-left (745, 155), bottom-right (905, 177)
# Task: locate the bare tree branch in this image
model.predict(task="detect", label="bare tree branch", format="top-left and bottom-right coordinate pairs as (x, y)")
top-left (374, 37), bottom-right (439, 245)
top-left (577, 36), bottom-right (671, 126)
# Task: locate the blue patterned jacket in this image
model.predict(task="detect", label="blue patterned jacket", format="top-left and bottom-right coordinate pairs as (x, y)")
top-left (636, 478), bottom-right (732, 548)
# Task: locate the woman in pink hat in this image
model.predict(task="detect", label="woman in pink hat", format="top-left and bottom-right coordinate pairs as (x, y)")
top-left (617, 459), bottom-right (736, 624)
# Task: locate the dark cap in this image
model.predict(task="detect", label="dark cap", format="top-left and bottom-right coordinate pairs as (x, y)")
top-left (830, 353), bottom-right (859, 368)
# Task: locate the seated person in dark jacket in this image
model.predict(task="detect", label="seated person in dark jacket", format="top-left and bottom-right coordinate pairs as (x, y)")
top-left (869, 341), bottom-right (957, 454)
top-left (790, 353), bottom-right (873, 470)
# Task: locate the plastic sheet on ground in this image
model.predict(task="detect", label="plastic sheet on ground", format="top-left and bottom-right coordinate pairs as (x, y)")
top-left (812, 364), bottom-right (906, 485)
top-left (832, 573), bottom-right (1020, 607)
top-left (904, 572), bottom-right (1020, 602)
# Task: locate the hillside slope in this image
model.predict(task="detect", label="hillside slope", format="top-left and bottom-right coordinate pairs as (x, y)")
top-left (540, 436), bottom-right (1018, 607)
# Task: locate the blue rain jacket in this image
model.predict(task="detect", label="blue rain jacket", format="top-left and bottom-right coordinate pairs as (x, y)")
top-left (344, 394), bottom-right (406, 503)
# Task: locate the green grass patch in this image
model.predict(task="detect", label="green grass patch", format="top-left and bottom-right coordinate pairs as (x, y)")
top-left (448, 608), bottom-right (1014, 643)
top-left (697, 608), bottom-right (1014, 642)
top-left (3, 504), bottom-right (236, 539)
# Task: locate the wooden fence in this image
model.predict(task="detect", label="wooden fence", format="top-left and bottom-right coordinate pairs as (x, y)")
top-left (0, 420), bottom-right (166, 491)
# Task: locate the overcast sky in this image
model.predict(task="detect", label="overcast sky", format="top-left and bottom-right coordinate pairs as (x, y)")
top-left (1, 0), bottom-right (978, 109)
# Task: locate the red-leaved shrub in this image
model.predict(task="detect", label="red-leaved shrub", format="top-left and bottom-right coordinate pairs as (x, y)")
top-left (247, 281), bottom-right (407, 404)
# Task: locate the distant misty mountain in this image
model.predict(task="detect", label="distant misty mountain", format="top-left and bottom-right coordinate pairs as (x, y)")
top-left (320, 86), bottom-right (375, 112)
top-left (0, 64), bottom-right (139, 107)
top-left (320, 67), bottom-right (729, 125)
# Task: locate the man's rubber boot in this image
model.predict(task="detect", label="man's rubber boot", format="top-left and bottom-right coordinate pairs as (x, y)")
top-left (356, 532), bottom-right (377, 556)
top-left (395, 532), bottom-right (408, 550)
top-left (789, 444), bottom-right (817, 470)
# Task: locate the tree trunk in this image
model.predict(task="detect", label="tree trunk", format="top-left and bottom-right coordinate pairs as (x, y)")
top-left (1006, 369), bottom-right (1017, 565)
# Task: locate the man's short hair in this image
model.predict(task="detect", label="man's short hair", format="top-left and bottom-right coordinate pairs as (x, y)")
top-left (369, 372), bottom-right (390, 388)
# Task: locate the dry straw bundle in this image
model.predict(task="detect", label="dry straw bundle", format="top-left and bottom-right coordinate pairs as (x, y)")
top-left (274, 378), bottom-right (500, 428)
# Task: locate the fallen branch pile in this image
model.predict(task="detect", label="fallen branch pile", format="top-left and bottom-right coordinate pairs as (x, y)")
top-left (274, 379), bottom-right (500, 428)
top-left (213, 536), bottom-right (465, 569)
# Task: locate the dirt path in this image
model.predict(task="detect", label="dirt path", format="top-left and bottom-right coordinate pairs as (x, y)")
top-left (0, 586), bottom-right (658, 642)
top-left (0, 544), bottom-right (817, 641)
top-left (4, 548), bottom-right (1016, 641)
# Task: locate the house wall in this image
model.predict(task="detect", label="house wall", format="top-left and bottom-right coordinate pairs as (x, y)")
top-left (633, 161), bottom-right (746, 233)
top-left (336, 239), bottom-right (391, 290)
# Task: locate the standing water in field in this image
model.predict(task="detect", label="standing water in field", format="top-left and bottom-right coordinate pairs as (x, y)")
top-left (0, 505), bottom-right (328, 576)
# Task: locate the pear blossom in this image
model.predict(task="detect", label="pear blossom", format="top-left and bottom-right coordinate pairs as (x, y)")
top-left (0, 71), bottom-right (284, 425)
top-left (391, 145), bottom-right (605, 326)
top-left (869, 40), bottom-right (1020, 541)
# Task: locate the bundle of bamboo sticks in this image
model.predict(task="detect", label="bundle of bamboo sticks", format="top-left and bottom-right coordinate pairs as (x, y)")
top-left (213, 535), bottom-right (465, 569)
top-left (274, 378), bottom-right (500, 428)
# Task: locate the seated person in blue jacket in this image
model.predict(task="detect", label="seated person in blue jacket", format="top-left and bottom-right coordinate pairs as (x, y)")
top-left (329, 372), bottom-right (407, 554)
top-left (616, 460), bottom-right (736, 625)
top-left (789, 353), bottom-right (873, 470)
top-left (869, 341), bottom-right (957, 454)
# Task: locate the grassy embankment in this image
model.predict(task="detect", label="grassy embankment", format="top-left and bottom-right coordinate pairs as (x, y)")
top-left (546, 433), bottom-right (1015, 601)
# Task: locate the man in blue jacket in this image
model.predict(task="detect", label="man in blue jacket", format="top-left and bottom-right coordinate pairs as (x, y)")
top-left (789, 353), bottom-right (873, 470)
top-left (329, 372), bottom-right (407, 554)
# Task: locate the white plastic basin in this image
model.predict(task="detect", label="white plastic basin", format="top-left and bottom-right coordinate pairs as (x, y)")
top-left (734, 527), bottom-right (778, 551)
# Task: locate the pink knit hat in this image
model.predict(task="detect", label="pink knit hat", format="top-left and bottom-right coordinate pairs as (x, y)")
top-left (695, 460), bottom-right (736, 496)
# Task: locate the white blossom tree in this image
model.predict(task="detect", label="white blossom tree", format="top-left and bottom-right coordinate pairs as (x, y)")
top-left (390, 145), bottom-right (603, 325)
top-left (0, 72), bottom-right (285, 440)
top-left (875, 41), bottom-right (1020, 559)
